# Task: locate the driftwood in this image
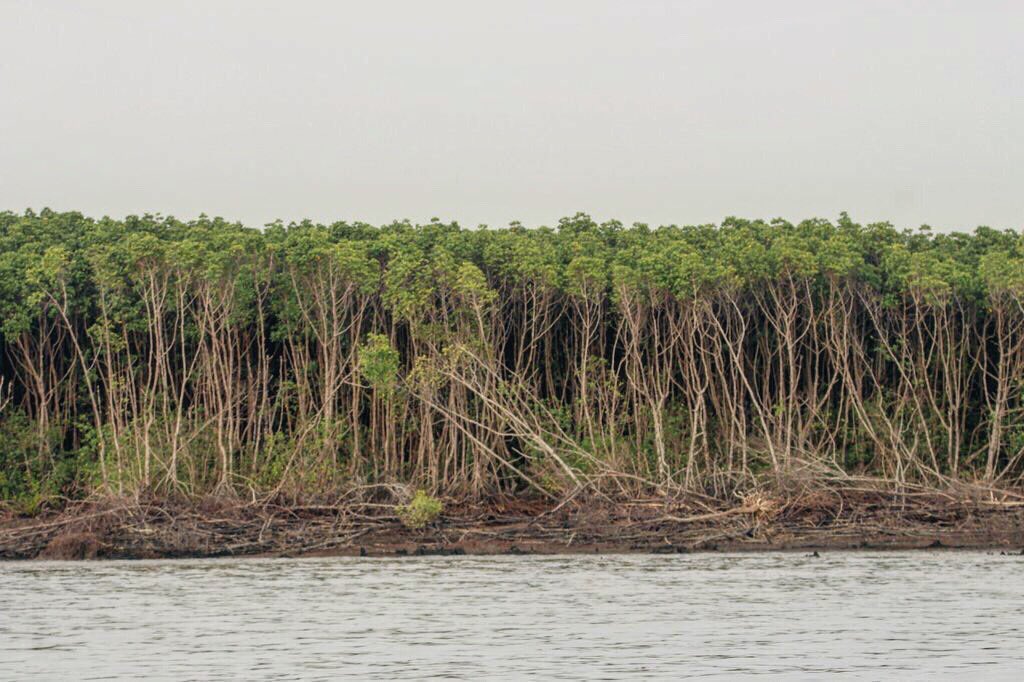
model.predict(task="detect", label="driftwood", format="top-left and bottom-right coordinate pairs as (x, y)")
top-left (2, 483), bottom-right (1023, 560)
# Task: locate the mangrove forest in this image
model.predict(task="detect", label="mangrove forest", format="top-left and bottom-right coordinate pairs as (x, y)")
top-left (2, 209), bottom-right (1024, 511)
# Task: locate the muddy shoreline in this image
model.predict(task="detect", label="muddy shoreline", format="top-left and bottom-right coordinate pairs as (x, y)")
top-left (2, 491), bottom-right (1023, 560)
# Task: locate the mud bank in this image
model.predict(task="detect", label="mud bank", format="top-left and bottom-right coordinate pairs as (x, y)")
top-left (2, 492), bottom-right (1023, 560)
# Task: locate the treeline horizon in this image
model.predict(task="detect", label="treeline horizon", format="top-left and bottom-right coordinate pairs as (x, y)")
top-left (1, 209), bottom-right (1023, 507)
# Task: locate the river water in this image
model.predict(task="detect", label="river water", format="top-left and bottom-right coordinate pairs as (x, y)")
top-left (1, 551), bottom-right (1021, 680)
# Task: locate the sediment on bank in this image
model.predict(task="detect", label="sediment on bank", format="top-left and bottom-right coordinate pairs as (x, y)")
top-left (3, 486), bottom-right (1023, 560)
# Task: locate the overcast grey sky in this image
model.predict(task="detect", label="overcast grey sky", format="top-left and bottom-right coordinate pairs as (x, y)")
top-left (1, 1), bottom-right (1021, 231)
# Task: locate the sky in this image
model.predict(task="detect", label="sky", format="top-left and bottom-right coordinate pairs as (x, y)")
top-left (1, 0), bottom-right (1021, 231)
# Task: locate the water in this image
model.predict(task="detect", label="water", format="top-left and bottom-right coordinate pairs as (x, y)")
top-left (1, 552), bottom-right (1021, 680)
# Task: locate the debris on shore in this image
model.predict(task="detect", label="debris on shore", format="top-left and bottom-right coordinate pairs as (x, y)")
top-left (4, 488), bottom-right (1022, 560)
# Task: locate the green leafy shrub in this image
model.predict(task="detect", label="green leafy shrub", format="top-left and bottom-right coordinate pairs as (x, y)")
top-left (397, 490), bottom-right (443, 529)
top-left (359, 333), bottom-right (400, 392)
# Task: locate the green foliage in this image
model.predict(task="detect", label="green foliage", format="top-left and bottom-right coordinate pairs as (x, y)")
top-left (359, 333), bottom-right (400, 392)
top-left (0, 411), bottom-right (84, 512)
top-left (453, 262), bottom-right (496, 306)
top-left (979, 251), bottom-right (1024, 296)
top-left (396, 490), bottom-right (443, 529)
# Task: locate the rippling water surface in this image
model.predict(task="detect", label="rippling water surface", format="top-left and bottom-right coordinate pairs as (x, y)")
top-left (1, 551), bottom-right (1022, 680)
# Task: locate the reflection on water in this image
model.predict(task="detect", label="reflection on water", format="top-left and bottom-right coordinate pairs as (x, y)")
top-left (1, 552), bottom-right (1022, 680)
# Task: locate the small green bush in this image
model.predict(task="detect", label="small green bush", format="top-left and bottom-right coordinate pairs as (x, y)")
top-left (397, 490), bottom-right (443, 529)
top-left (359, 333), bottom-right (400, 392)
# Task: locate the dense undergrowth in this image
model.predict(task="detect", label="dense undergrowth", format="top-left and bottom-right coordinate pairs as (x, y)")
top-left (1, 209), bottom-right (1023, 511)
